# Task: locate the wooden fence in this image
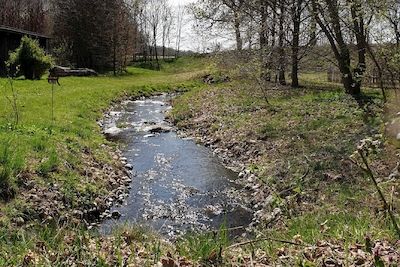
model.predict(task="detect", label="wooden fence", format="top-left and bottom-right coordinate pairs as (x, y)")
top-left (327, 66), bottom-right (400, 89)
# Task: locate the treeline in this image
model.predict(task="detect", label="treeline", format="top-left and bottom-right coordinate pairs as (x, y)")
top-left (53, 0), bottom-right (186, 73)
top-left (192, 0), bottom-right (400, 96)
top-left (0, 0), bottom-right (50, 34)
top-left (0, 0), bottom-right (186, 73)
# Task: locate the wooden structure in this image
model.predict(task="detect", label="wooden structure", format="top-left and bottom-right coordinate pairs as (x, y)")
top-left (0, 25), bottom-right (50, 76)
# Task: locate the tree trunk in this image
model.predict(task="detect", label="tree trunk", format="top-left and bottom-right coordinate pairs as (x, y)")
top-left (311, 0), bottom-right (362, 95)
top-left (259, 0), bottom-right (268, 47)
top-left (271, 0), bottom-right (277, 47)
top-left (153, 24), bottom-right (160, 70)
top-left (291, 0), bottom-right (302, 88)
top-left (234, 11), bottom-right (243, 51)
top-left (278, 0), bottom-right (286, 85)
top-left (260, 0), bottom-right (271, 82)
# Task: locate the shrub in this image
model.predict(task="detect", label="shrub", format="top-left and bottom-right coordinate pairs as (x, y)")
top-left (6, 36), bottom-right (53, 80)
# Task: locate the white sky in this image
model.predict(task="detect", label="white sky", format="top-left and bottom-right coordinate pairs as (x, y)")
top-left (167, 0), bottom-right (234, 52)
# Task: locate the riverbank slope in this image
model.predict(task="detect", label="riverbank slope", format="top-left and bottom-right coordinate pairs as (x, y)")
top-left (170, 61), bottom-right (400, 265)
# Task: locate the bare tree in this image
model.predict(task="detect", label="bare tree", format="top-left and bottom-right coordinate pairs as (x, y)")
top-left (175, 4), bottom-right (185, 58)
top-left (311, 0), bottom-right (369, 95)
top-left (161, 0), bottom-right (173, 59)
top-left (0, 0), bottom-right (49, 34)
top-left (191, 0), bottom-right (245, 51)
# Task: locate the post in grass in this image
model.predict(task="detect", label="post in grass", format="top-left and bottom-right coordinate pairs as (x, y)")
top-left (47, 76), bottom-right (60, 125)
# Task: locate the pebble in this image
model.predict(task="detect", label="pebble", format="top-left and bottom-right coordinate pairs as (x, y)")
top-left (13, 217), bottom-right (25, 226)
top-left (125, 164), bottom-right (133, 170)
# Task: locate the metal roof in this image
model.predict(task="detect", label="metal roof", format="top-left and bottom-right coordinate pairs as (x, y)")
top-left (0, 25), bottom-right (50, 39)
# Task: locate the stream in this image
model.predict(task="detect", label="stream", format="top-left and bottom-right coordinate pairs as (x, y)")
top-left (101, 94), bottom-right (252, 238)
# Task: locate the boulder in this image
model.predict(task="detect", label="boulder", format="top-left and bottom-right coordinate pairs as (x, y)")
top-left (104, 126), bottom-right (123, 137)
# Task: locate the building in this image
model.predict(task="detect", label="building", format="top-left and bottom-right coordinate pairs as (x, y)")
top-left (0, 25), bottom-right (50, 76)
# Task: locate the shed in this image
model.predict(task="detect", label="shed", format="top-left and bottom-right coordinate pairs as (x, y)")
top-left (0, 25), bottom-right (50, 76)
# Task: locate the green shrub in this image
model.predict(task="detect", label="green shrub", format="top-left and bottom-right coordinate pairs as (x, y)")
top-left (6, 36), bottom-right (53, 80)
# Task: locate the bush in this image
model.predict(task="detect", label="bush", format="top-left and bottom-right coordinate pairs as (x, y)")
top-left (6, 36), bottom-right (53, 80)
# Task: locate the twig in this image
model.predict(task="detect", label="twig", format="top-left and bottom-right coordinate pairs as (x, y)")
top-left (356, 150), bottom-right (400, 239)
top-left (204, 226), bottom-right (244, 234)
top-left (226, 237), bottom-right (307, 250)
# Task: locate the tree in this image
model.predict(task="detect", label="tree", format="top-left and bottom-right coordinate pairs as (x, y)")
top-left (145, 0), bottom-right (162, 69)
top-left (311, 0), bottom-right (369, 95)
top-left (0, 0), bottom-right (49, 34)
top-left (191, 0), bottom-right (245, 51)
top-left (290, 0), bottom-right (305, 87)
top-left (161, 0), bottom-right (173, 59)
top-left (175, 4), bottom-right (185, 58)
top-left (384, 0), bottom-right (400, 46)
top-left (7, 36), bottom-right (53, 80)
top-left (53, 0), bottom-right (139, 73)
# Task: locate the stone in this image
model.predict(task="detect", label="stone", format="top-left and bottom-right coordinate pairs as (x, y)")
top-left (111, 210), bottom-right (121, 219)
top-left (104, 126), bottom-right (123, 137)
top-left (125, 164), bottom-right (133, 170)
top-left (72, 210), bottom-right (83, 218)
top-left (13, 217), bottom-right (25, 226)
top-left (144, 124), bottom-right (172, 133)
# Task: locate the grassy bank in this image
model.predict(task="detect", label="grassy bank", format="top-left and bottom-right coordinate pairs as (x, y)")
top-left (0, 57), bottom-right (208, 265)
top-left (171, 70), bottom-right (400, 264)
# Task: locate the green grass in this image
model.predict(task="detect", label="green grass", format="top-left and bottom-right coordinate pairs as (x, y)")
top-left (0, 222), bottom-right (173, 266)
top-left (176, 225), bottom-right (229, 263)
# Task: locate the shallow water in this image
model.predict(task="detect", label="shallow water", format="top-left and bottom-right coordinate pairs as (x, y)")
top-left (101, 94), bottom-right (252, 238)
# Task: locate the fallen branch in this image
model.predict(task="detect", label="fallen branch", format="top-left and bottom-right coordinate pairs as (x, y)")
top-left (226, 237), bottom-right (308, 250)
top-left (204, 226), bottom-right (244, 235)
top-left (350, 150), bottom-right (400, 239)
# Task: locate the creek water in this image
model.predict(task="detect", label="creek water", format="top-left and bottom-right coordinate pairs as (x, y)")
top-left (101, 94), bottom-right (252, 238)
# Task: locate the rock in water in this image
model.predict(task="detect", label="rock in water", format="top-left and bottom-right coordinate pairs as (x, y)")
top-left (104, 127), bottom-right (123, 137)
top-left (111, 210), bottom-right (121, 219)
top-left (125, 163), bottom-right (133, 170)
top-left (144, 124), bottom-right (172, 133)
